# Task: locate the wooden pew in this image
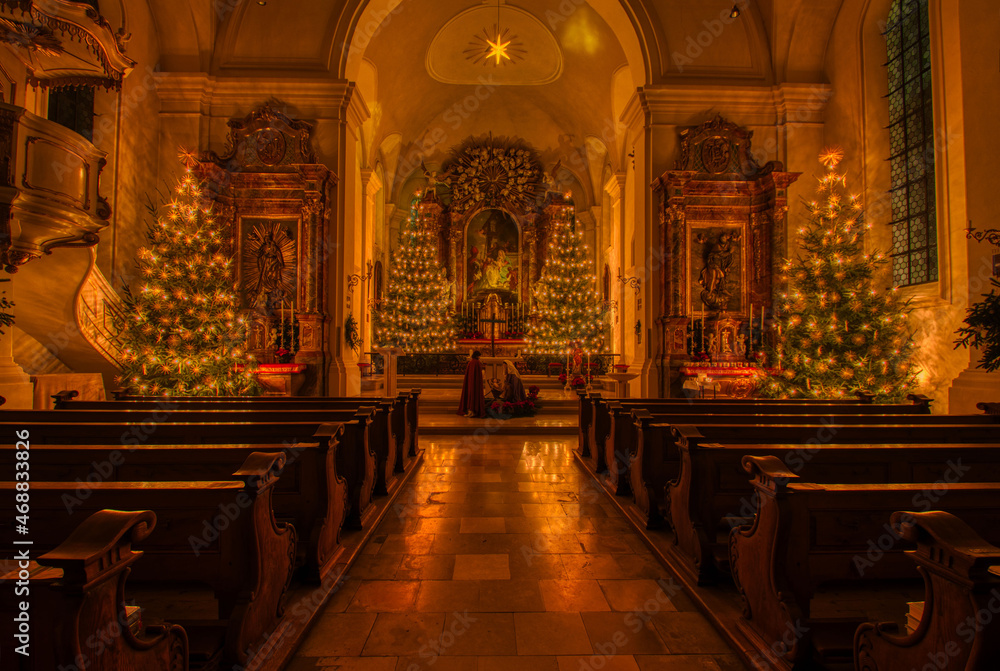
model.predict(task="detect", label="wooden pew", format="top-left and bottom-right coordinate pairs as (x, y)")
top-left (0, 452), bottom-right (295, 668)
top-left (50, 396), bottom-right (408, 496)
top-left (584, 394), bottom-right (930, 479)
top-left (0, 431), bottom-right (347, 581)
top-left (41, 398), bottom-right (396, 495)
top-left (102, 387), bottom-right (424, 470)
top-left (664, 422), bottom-right (1000, 583)
top-left (607, 399), bottom-right (941, 499)
top-left (576, 390), bottom-right (890, 464)
top-left (626, 409), bottom-right (997, 531)
top-left (854, 511), bottom-right (1000, 671)
top-left (729, 456), bottom-right (1000, 667)
top-left (0, 409), bottom-right (378, 531)
top-left (0, 510), bottom-right (189, 671)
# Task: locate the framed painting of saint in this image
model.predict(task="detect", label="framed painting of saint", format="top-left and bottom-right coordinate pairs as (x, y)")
top-left (466, 209), bottom-right (520, 301)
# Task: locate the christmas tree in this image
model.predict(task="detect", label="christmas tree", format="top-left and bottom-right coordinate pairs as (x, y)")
top-left (374, 192), bottom-right (455, 352)
top-left (115, 163), bottom-right (258, 396)
top-left (527, 203), bottom-right (605, 354)
top-left (760, 149), bottom-right (918, 401)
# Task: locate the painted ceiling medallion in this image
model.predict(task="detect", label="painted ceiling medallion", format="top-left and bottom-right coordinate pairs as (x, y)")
top-left (427, 4), bottom-right (562, 86)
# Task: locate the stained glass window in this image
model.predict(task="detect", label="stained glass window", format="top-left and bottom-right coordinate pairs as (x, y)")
top-left (885, 0), bottom-right (937, 285)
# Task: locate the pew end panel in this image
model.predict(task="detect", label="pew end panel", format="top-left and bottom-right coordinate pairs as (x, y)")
top-left (604, 403), bottom-right (634, 497)
top-left (667, 425), bottom-right (734, 585)
top-left (215, 451), bottom-right (299, 665)
top-left (5, 509), bottom-right (191, 671)
top-left (305, 423), bottom-right (350, 580)
top-left (854, 511), bottom-right (1000, 671)
top-left (576, 389), bottom-right (592, 458)
top-left (586, 394), bottom-right (609, 474)
top-left (729, 456), bottom-right (808, 661)
top-left (629, 413), bottom-right (674, 530)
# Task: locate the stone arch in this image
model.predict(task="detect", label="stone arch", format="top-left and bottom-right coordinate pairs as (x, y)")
top-left (335, 0), bottom-right (659, 89)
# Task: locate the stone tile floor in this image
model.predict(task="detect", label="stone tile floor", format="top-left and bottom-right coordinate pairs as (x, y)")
top-left (290, 436), bottom-right (749, 671)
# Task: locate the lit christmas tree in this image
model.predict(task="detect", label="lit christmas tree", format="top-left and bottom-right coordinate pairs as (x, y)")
top-left (760, 149), bottom-right (918, 401)
top-left (527, 203), bottom-right (605, 354)
top-left (374, 193), bottom-right (455, 352)
top-left (115, 163), bottom-right (258, 396)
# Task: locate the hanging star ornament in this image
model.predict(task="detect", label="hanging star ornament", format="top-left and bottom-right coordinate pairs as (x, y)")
top-left (464, 25), bottom-right (526, 67)
top-left (486, 32), bottom-right (512, 65)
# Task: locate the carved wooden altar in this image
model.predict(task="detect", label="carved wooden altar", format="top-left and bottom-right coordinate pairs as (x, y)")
top-left (420, 135), bottom-right (567, 344)
top-left (196, 104), bottom-right (335, 396)
top-left (653, 115), bottom-right (800, 397)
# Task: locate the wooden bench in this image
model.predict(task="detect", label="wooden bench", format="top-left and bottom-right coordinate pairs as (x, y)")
top-left (582, 393), bottom-right (930, 477)
top-left (0, 452), bottom-right (294, 668)
top-left (0, 408), bottom-right (380, 531)
top-left (575, 391), bottom-right (888, 461)
top-left (854, 511), bottom-right (1000, 671)
top-left (0, 509), bottom-right (189, 671)
top-left (607, 400), bottom-right (943, 499)
top-left (66, 389), bottom-right (422, 474)
top-left (663, 422), bottom-right (1000, 583)
top-left (0, 431), bottom-right (347, 581)
top-left (623, 407), bottom-right (995, 530)
top-left (103, 388), bottom-right (423, 468)
top-left (729, 455), bottom-right (1000, 667)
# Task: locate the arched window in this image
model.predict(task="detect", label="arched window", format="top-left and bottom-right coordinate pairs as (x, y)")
top-left (885, 0), bottom-right (937, 286)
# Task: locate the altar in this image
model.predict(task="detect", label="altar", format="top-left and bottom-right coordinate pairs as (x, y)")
top-left (653, 116), bottom-right (799, 398)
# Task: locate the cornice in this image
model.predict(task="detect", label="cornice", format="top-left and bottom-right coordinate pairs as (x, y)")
top-left (622, 82), bottom-right (832, 128)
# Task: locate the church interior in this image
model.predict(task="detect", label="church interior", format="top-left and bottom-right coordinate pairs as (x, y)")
top-left (1, 1), bottom-right (999, 670)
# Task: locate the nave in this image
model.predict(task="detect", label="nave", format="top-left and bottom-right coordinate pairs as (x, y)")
top-left (290, 436), bottom-right (745, 671)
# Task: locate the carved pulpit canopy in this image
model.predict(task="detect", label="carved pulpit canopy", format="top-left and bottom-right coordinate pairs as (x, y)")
top-left (0, 1), bottom-right (134, 90)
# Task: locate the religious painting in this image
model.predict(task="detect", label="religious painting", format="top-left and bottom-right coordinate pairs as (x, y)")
top-left (690, 226), bottom-right (743, 313)
top-left (373, 260), bottom-right (384, 305)
top-left (241, 219), bottom-right (297, 312)
top-left (466, 208), bottom-right (519, 301)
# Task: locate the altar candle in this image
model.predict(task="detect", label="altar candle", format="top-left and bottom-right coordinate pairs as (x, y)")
top-left (281, 301), bottom-right (286, 349)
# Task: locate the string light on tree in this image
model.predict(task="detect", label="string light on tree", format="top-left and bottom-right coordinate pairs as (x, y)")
top-left (527, 201), bottom-right (605, 355)
top-left (758, 148), bottom-right (918, 402)
top-left (373, 191), bottom-right (455, 352)
top-left (115, 155), bottom-right (259, 396)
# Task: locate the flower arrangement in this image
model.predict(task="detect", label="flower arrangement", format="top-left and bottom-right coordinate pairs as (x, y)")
top-left (487, 385), bottom-right (540, 419)
top-left (461, 330), bottom-right (486, 340)
top-left (558, 373), bottom-right (591, 387)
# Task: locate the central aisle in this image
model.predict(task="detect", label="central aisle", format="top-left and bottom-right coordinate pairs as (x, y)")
top-left (290, 437), bottom-right (747, 670)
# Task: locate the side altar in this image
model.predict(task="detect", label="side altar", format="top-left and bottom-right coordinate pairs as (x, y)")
top-left (196, 104), bottom-right (334, 396)
top-left (654, 116), bottom-right (799, 398)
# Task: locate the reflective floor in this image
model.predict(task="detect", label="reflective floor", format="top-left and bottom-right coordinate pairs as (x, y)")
top-left (290, 437), bottom-right (748, 670)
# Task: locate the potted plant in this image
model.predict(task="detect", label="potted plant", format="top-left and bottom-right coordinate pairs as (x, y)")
top-left (955, 276), bottom-right (1000, 371)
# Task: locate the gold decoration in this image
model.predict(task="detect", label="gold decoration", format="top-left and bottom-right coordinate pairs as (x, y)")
top-left (243, 221), bottom-right (296, 310)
